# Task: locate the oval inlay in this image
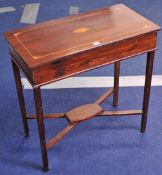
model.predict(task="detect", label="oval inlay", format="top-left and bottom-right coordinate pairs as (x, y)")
top-left (73, 27), bottom-right (90, 33)
top-left (144, 25), bottom-right (149, 28)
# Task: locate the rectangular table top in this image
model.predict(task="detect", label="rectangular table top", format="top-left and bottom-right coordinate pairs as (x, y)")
top-left (4, 4), bottom-right (160, 69)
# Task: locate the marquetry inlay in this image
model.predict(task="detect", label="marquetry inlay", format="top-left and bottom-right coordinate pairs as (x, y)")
top-left (73, 27), bottom-right (90, 33)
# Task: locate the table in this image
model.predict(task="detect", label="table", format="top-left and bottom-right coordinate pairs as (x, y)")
top-left (4, 4), bottom-right (160, 172)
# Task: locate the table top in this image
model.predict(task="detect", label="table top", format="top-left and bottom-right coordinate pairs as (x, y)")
top-left (4, 4), bottom-right (160, 69)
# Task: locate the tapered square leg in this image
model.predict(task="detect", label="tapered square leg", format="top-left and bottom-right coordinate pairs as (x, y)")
top-left (33, 87), bottom-right (49, 172)
top-left (113, 62), bottom-right (120, 106)
top-left (141, 51), bottom-right (155, 133)
top-left (11, 60), bottom-right (29, 137)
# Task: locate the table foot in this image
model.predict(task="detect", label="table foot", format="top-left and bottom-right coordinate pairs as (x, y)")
top-left (140, 127), bottom-right (146, 133)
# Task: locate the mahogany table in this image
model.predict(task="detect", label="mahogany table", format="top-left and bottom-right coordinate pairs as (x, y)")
top-left (4, 4), bottom-right (160, 172)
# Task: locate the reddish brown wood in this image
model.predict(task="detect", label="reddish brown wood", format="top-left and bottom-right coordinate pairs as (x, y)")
top-left (66, 103), bottom-right (103, 124)
top-left (95, 88), bottom-right (113, 104)
top-left (33, 87), bottom-right (49, 172)
top-left (100, 110), bottom-right (143, 116)
top-left (4, 4), bottom-right (160, 86)
top-left (46, 124), bottom-right (77, 150)
top-left (10, 50), bottom-right (33, 85)
top-left (113, 62), bottom-right (120, 106)
top-left (4, 4), bottom-right (160, 67)
top-left (141, 51), bottom-right (155, 132)
top-left (27, 113), bottom-right (65, 119)
top-left (11, 60), bottom-right (29, 136)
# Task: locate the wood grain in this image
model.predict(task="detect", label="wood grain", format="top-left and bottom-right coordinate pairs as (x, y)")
top-left (100, 110), bottom-right (143, 116)
top-left (33, 32), bottom-right (158, 85)
top-left (27, 113), bottom-right (65, 119)
top-left (4, 4), bottom-right (160, 86)
top-left (46, 124), bottom-right (77, 150)
top-left (66, 103), bottom-right (103, 124)
top-left (95, 88), bottom-right (113, 104)
top-left (4, 4), bottom-right (160, 68)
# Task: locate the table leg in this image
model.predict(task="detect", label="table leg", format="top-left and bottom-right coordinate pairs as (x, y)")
top-left (11, 60), bottom-right (29, 137)
top-left (113, 62), bottom-right (120, 106)
top-left (33, 87), bottom-right (49, 172)
top-left (141, 51), bottom-right (155, 133)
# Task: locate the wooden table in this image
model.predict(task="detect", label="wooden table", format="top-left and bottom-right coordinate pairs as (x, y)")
top-left (4, 4), bottom-right (160, 172)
